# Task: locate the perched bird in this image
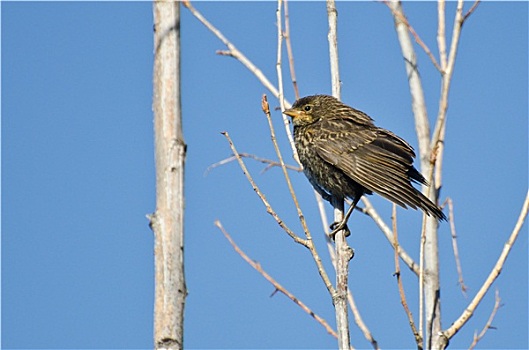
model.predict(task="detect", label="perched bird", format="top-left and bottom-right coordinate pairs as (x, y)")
top-left (283, 95), bottom-right (446, 235)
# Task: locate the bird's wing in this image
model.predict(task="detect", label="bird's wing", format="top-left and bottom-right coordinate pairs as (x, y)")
top-left (313, 118), bottom-right (425, 210)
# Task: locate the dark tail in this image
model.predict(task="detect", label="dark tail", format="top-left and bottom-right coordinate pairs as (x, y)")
top-left (416, 189), bottom-right (446, 221)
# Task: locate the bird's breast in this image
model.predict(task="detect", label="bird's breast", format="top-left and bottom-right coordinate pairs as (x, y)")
top-left (293, 125), bottom-right (361, 200)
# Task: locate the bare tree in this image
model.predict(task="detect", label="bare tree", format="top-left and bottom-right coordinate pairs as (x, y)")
top-left (183, 1), bottom-right (528, 348)
top-left (150, 1), bottom-right (187, 349)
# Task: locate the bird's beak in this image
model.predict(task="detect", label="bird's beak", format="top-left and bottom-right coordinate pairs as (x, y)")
top-left (283, 108), bottom-right (300, 118)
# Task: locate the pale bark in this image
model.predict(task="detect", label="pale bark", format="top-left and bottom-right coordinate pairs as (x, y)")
top-left (151, 1), bottom-right (187, 349)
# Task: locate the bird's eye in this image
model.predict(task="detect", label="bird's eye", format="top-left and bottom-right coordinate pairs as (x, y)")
top-left (304, 105), bottom-right (312, 112)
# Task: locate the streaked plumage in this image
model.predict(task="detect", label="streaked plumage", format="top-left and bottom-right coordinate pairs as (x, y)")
top-left (283, 95), bottom-right (446, 224)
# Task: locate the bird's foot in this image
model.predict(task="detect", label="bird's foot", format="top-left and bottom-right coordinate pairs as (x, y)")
top-left (329, 220), bottom-right (350, 240)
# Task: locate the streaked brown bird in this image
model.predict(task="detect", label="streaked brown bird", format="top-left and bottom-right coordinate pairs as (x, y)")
top-left (283, 95), bottom-right (446, 235)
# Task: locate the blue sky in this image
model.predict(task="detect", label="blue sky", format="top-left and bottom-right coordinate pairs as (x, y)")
top-left (2, 1), bottom-right (527, 349)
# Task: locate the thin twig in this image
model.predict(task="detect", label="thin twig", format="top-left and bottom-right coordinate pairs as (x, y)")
top-left (446, 198), bottom-right (467, 296)
top-left (442, 190), bottom-right (529, 340)
top-left (273, 4), bottom-right (310, 238)
top-left (214, 220), bottom-right (339, 339)
top-left (431, 0), bottom-right (476, 204)
top-left (275, 0), bottom-right (298, 160)
top-left (463, 0), bottom-right (481, 23)
top-left (430, 0), bottom-right (466, 176)
top-left (221, 131), bottom-right (307, 247)
top-left (182, 1), bottom-right (290, 106)
top-left (283, 0), bottom-right (300, 100)
top-left (392, 205), bottom-right (423, 349)
top-left (205, 153), bottom-right (301, 175)
top-left (384, 0), bottom-right (442, 73)
top-left (361, 197), bottom-right (420, 276)
top-left (327, 0), bottom-right (341, 99)
top-left (214, 49), bottom-right (281, 101)
top-left (263, 96), bottom-right (300, 231)
top-left (468, 289), bottom-right (502, 350)
top-left (347, 291), bottom-right (379, 350)
top-left (276, 3), bottom-right (300, 159)
top-left (418, 208), bottom-right (427, 343)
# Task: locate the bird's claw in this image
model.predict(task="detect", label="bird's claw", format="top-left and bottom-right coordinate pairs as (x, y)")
top-left (329, 221), bottom-right (350, 240)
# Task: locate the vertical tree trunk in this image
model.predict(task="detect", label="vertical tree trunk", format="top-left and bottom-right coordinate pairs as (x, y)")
top-left (424, 217), bottom-right (443, 349)
top-left (151, 1), bottom-right (187, 349)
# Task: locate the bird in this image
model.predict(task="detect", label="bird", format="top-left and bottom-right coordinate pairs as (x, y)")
top-left (283, 94), bottom-right (446, 236)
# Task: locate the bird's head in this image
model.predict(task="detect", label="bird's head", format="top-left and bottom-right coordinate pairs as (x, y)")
top-left (283, 95), bottom-right (339, 127)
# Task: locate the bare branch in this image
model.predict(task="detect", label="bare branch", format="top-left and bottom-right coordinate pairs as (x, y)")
top-left (442, 190), bottom-right (529, 341)
top-left (361, 197), bottom-right (420, 275)
top-left (323, 218), bottom-right (380, 349)
top-left (326, 1), bottom-right (352, 348)
top-left (446, 198), bottom-right (467, 295)
top-left (206, 153), bottom-right (301, 175)
top-left (418, 210), bottom-right (427, 343)
top-left (221, 131), bottom-right (307, 247)
top-left (385, 0), bottom-right (432, 171)
top-left (214, 220), bottom-right (338, 339)
top-left (463, 0), bottom-right (481, 23)
top-left (183, 1), bottom-right (287, 105)
top-left (437, 0), bottom-right (447, 70)
top-left (432, 0), bottom-right (480, 203)
top-left (273, 0), bottom-right (304, 163)
top-left (468, 289), bottom-right (502, 350)
top-left (327, 0), bottom-right (341, 98)
top-left (430, 0), bottom-right (466, 171)
top-left (385, 0), bottom-right (442, 73)
top-left (263, 95), bottom-right (306, 233)
top-left (333, 198), bottom-right (354, 350)
top-left (392, 205), bottom-right (422, 349)
top-left (275, 0), bottom-right (301, 159)
top-left (283, 0), bottom-right (300, 100)
top-left (347, 291), bottom-right (379, 350)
